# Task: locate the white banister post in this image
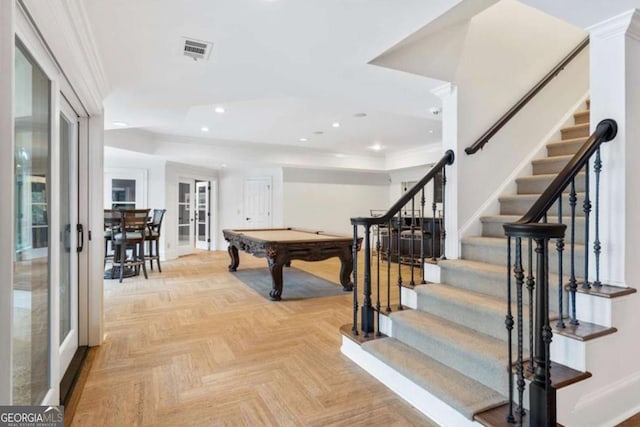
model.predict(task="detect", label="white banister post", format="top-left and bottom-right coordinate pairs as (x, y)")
top-left (431, 83), bottom-right (459, 259)
top-left (589, 9), bottom-right (640, 287)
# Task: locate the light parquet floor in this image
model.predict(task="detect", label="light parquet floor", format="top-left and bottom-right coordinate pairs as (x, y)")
top-left (71, 251), bottom-right (437, 427)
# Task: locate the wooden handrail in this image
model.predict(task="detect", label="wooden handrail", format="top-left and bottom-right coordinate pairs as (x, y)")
top-left (350, 150), bottom-right (455, 227)
top-left (504, 119), bottom-right (617, 231)
top-left (465, 37), bottom-right (590, 155)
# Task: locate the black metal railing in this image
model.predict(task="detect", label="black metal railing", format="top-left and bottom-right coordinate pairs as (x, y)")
top-left (465, 37), bottom-right (590, 155)
top-left (349, 150), bottom-right (455, 336)
top-left (503, 119), bottom-right (617, 426)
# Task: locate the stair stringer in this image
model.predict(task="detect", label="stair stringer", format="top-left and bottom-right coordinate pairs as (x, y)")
top-left (555, 292), bottom-right (640, 427)
top-left (457, 91), bottom-right (589, 243)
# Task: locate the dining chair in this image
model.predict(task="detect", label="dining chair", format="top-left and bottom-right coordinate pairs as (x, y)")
top-left (146, 208), bottom-right (166, 272)
top-left (111, 208), bottom-right (150, 283)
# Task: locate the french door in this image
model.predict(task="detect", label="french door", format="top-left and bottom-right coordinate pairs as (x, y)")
top-left (58, 100), bottom-right (79, 382)
top-left (195, 181), bottom-right (210, 250)
top-left (177, 180), bottom-right (195, 253)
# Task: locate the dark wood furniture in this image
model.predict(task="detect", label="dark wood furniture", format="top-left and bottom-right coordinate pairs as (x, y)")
top-left (223, 227), bottom-right (361, 301)
top-left (109, 209), bottom-right (150, 282)
top-left (145, 208), bottom-right (166, 272)
top-left (379, 217), bottom-right (441, 264)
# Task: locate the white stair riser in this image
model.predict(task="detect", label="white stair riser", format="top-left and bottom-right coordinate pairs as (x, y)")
top-left (340, 337), bottom-right (480, 427)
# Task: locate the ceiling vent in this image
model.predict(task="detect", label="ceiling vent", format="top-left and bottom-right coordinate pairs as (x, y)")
top-left (182, 38), bottom-right (213, 61)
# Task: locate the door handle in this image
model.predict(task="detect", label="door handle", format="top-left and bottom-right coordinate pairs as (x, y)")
top-left (246, 217), bottom-right (250, 221)
top-left (76, 224), bottom-right (84, 252)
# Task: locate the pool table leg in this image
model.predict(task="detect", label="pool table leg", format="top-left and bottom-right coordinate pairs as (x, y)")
top-left (339, 250), bottom-right (354, 292)
top-left (267, 256), bottom-right (285, 301)
top-left (227, 245), bottom-right (240, 272)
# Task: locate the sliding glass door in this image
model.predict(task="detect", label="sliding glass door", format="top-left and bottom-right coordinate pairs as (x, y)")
top-left (58, 101), bottom-right (79, 381)
top-left (13, 38), bottom-right (51, 405)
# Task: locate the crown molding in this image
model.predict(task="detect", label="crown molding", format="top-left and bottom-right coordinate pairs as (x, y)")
top-left (21, 0), bottom-right (109, 115)
top-left (430, 82), bottom-right (456, 99)
top-left (588, 9), bottom-right (640, 43)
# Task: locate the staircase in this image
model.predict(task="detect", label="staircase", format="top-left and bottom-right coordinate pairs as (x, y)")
top-left (342, 100), bottom-right (636, 426)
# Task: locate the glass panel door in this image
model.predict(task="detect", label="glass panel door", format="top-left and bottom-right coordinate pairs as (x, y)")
top-left (58, 101), bottom-right (78, 378)
top-left (177, 181), bottom-right (194, 249)
top-left (13, 39), bottom-right (51, 405)
top-left (195, 182), bottom-right (209, 250)
top-left (111, 178), bottom-right (136, 209)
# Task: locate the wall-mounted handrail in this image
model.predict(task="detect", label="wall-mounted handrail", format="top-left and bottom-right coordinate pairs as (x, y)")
top-left (465, 37), bottom-right (590, 155)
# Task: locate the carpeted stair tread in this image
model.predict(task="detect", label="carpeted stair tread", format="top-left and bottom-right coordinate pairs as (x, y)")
top-left (391, 309), bottom-right (510, 394)
top-left (547, 137), bottom-right (588, 157)
top-left (499, 192), bottom-right (585, 216)
top-left (531, 155), bottom-right (574, 175)
top-left (362, 337), bottom-right (508, 420)
top-left (516, 173), bottom-right (585, 194)
top-left (415, 283), bottom-right (523, 341)
top-left (573, 110), bottom-right (590, 124)
top-left (439, 259), bottom-right (571, 310)
top-left (480, 215), bottom-right (586, 243)
top-left (561, 123), bottom-right (590, 139)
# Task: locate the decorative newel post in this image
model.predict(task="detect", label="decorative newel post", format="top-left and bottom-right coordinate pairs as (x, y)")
top-left (361, 224), bottom-right (374, 335)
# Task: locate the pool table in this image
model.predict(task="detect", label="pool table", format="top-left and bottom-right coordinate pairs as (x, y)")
top-left (223, 228), bottom-right (361, 301)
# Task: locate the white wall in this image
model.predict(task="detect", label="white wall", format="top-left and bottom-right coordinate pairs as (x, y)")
top-left (282, 168), bottom-right (390, 236)
top-left (451, 1), bottom-right (588, 240)
top-left (218, 167), bottom-right (283, 249)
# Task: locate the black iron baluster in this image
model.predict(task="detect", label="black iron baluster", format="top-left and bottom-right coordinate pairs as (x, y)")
top-left (506, 236), bottom-right (515, 424)
top-left (568, 179), bottom-right (579, 325)
top-left (397, 211), bottom-right (403, 310)
top-left (557, 195), bottom-right (565, 329)
top-left (362, 225), bottom-right (374, 336)
top-left (515, 237), bottom-right (526, 421)
top-left (593, 148), bottom-right (602, 287)
top-left (352, 225), bottom-right (359, 335)
top-left (432, 177), bottom-right (437, 262)
top-left (420, 188), bottom-right (426, 284)
top-left (526, 238), bottom-right (535, 374)
top-left (440, 167), bottom-right (447, 260)
top-left (530, 236), bottom-right (557, 427)
top-left (582, 161), bottom-right (591, 289)
top-left (376, 225), bottom-right (382, 337)
top-left (410, 197), bottom-right (416, 286)
top-left (386, 220), bottom-right (392, 313)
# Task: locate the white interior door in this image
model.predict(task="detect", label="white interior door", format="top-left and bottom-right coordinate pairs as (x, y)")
top-left (195, 181), bottom-right (209, 250)
top-left (177, 180), bottom-right (195, 252)
top-left (243, 177), bottom-right (272, 228)
top-left (58, 100), bottom-right (78, 378)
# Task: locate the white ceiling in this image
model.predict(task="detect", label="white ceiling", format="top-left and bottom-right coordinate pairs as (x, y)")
top-left (83, 0), bottom-right (466, 158)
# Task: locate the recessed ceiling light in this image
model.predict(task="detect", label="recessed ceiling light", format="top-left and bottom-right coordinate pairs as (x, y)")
top-left (353, 113), bottom-right (367, 118)
top-left (201, 126), bottom-right (209, 132)
top-left (299, 138), bottom-right (308, 142)
top-left (214, 107), bottom-right (225, 114)
top-left (332, 122), bottom-right (340, 128)
top-left (429, 129), bottom-right (434, 134)
top-left (221, 163), bottom-right (227, 168)
top-left (113, 121), bottom-right (128, 127)
top-left (313, 131), bottom-right (324, 135)
top-left (370, 143), bottom-right (384, 151)
top-left (335, 153), bottom-right (346, 158)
